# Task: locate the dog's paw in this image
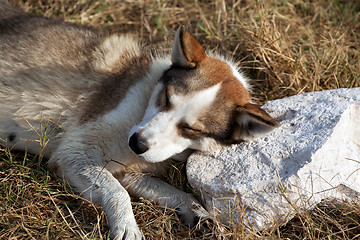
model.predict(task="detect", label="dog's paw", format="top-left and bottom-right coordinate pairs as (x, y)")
top-left (112, 222), bottom-right (142, 240)
top-left (177, 195), bottom-right (211, 227)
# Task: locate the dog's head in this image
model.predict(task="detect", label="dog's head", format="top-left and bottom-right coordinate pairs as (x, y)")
top-left (128, 26), bottom-right (279, 163)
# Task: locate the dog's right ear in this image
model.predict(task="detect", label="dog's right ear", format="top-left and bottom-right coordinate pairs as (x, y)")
top-left (231, 103), bottom-right (280, 142)
top-left (171, 26), bottom-right (206, 68)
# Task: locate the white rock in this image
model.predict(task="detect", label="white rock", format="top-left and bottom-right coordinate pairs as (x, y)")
top-left (187, 88), bottom-right (360, 229)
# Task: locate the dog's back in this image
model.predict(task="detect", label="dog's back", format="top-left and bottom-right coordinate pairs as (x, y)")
top-left (0, 2), bottom-right (150, 156)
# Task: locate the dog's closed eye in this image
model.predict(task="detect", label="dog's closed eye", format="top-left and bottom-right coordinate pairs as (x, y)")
top-left (178, 123), bottom-right (205, 139)
top-left (157, 86), bottom-right (173, 110)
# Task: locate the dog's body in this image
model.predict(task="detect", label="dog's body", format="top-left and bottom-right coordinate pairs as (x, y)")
top-left (0, 2), bottom-right (279, 239)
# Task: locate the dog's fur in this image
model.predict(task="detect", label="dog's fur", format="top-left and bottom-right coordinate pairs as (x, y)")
top-left (0, 2), bottom-right (279, 239)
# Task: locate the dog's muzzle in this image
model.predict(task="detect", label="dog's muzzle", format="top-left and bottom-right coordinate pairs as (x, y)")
top-left (128, 132), bottom-right (149, 155)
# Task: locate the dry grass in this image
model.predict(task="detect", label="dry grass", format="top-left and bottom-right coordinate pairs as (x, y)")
top-left (1, 0), bottom-right (360, 239)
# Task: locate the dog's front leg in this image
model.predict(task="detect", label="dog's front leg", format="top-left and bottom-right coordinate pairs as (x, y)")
top-left (119, 172), bottom-right (210, 227)
top-left (49, 151), bottom-right (142, 240)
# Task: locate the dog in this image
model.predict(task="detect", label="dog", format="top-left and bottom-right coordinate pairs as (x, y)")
top-left (0, 2), bottom-right (279, 239)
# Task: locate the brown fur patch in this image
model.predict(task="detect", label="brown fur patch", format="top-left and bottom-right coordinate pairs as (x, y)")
top-left (80, 54), bottom-right (150, 123)
top-left (198, 57), bottom-right (250, 105)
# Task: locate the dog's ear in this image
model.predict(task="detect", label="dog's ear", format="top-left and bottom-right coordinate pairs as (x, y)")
top-left (171, 26), bottom-right (206, 68)
top-left (231, 103), bottom-right (279, 142)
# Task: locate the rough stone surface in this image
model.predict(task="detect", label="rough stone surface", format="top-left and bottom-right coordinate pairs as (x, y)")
top-left (187, 88), bottom-right (360, 229)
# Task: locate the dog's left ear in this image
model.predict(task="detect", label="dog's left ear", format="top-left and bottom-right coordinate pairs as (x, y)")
top-left (231, 103), bottom-right (279, 142)
top-left (171, 26), bottom-right (206, 68)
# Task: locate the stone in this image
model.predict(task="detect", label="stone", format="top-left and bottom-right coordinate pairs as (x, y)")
top-left (187, 88), bottom-right (360, 229)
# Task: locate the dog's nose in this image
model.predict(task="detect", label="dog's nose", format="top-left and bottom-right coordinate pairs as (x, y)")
top-left (129, 132), bottom-right (149, 155)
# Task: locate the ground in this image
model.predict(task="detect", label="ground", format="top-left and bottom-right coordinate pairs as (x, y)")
top-left (1, 0), bottom-right (360, 239)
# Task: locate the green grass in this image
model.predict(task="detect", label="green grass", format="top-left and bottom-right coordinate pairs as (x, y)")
top-left (1, 0), bottom-right (360, 239)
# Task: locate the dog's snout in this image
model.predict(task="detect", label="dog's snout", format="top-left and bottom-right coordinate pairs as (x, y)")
top-left (129, 132), bottom-right (149, 155)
